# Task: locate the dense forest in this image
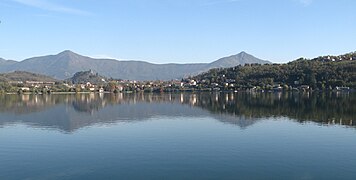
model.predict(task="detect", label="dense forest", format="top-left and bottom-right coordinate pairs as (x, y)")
top-left (194, 52), bottom-right (356, 90)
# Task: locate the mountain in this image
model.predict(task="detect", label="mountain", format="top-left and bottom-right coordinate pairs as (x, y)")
top-left (0, 58), bottom-right (5, 63)
top-left (207, 51), bottom-right (270, 69)
top-left (0, 50), bottom-right (270, 80)
top-left (0, 58), bottom-right (16, 71)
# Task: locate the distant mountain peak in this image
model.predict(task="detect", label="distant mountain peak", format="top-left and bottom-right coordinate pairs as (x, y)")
top-left (223, 51), bottom-right (253, 59)
top-left (55, 50), bottom-right (86, 61)
top-left (0, 50), bottom-right (271, 80)
top-left (57, 50), bottom-right (84, 57)
top-left (239, 51), bottom-right (247, 55)
top-left (235, 51), bottom-right (252, 57)
top-left (58, 50), bottom-right (76, 55)
top-left (208, 51), bottom-right (270, 69)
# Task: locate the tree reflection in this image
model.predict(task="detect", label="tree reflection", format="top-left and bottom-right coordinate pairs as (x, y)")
top-left (188, 92), bottom-right (355, 127)
top-left (0, 92), bottom-right (354, 132)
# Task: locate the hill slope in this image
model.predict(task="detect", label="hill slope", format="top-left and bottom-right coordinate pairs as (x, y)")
top-left (67, 70), bottom-right (107, 84)
top-left (0, 58), bottom-right (17, 71)
top-left (0, 51), bottom-right (270, 80)
top-left (194, 52), bottom-right (356, 89)
top-left (0, 71), bottom-right (59, 82)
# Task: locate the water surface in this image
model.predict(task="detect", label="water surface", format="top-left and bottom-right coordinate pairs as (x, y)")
top-left (0, 92), bottom-right (355, 179)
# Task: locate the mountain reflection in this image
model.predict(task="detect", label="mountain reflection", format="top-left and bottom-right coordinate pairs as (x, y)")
top-left (0, 92), bottom-right (354, 132)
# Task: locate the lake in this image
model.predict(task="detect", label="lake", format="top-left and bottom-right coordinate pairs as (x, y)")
top-left (0, 92), bottom-right (355, 179)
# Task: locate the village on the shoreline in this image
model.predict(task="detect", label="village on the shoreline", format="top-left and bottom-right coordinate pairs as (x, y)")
top-left (3, 75), bottom-right (352, 95)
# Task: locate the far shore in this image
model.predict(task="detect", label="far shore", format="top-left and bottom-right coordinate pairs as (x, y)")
top-left (2, 89), bottom-right (354, 95)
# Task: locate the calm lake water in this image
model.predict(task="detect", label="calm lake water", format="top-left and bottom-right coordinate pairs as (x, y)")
top-left (0, 92), bottom-right (355, 179)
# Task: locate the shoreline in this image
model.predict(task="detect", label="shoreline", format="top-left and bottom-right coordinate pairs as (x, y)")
top-left (1, 89), bottom-right (354, 95)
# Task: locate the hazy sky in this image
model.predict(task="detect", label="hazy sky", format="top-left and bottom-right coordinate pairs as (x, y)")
top-left (0, 0), bottom-right (355, 63)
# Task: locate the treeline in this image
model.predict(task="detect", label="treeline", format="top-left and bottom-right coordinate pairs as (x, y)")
top-left (194, 52), bottom-right (356, 89)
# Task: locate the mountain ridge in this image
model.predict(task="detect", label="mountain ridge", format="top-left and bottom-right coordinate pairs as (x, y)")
top-left (0, 50), bottom-right (270, 80)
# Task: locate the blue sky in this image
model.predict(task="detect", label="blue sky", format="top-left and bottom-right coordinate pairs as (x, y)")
top-left (0, 0), bottom-right (355, 63)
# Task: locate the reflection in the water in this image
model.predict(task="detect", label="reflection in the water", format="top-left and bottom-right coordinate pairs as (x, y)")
top-left (0, 92), bottom-right (354, 132)
top-left (195, 92), bottom-right (355, 126)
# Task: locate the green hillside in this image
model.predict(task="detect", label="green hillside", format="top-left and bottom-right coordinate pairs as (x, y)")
top-left (67, 70), bottom-right (107, 84)
top-left (0, 71), bottom-right (58, 82)
top-left (194, 52), bottom-right (356, 89)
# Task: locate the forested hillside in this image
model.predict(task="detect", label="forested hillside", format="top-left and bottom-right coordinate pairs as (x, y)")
top-left (194, 52), bottom-right (356, 89)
